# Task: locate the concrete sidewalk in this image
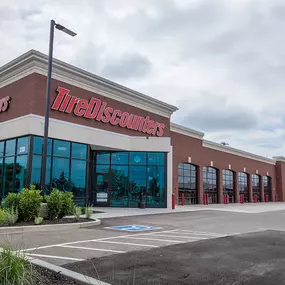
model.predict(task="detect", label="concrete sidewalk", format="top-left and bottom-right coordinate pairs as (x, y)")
top-left (91, 202), bottom-right (285, 219)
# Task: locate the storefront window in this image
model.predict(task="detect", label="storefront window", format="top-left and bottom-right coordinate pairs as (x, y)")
top-left (72, 143), bottom-right (87, 160)
top-left (130, 152), bottom-right (146, 165)
top-left (15, 155), bottom-right (27, 192)
top-left (70, 160), bottom-right (86, 198)
top-left (129, 166), bottom-right (147, 207)
top-left (17, 137), bottom-right (29, 155)
top-left (31, 156), bottom-right (51, 190)
top-left (148, 153), bottom-right (165, 166)
top-left (96, 152), bottom-right (110, 165)
top-left (52, 158), bottom-right (70, 190)
top-left (0, 142), bottom-right (4, 157)
top-left (178, 163), bottom-right (197, 204)
top-left (111, 152), bottom-right (129, 165)
top-left (33, 137), bottom-right (52, 155)
top-left (203, 166), bottom-right (218, 204)
top-left (31, 136), bottom-right (87, 202)
top-left (110, 165), bottom-right (129, 207)
top-left (4, 157), bottom-right (15, 195)
top-left (94, 151), bottom-right (166, 208)
top-left (5, 139), bottom-right (16, 156)
top-left (53, 140), bottom-right (70, 158)
top-left (147, 166), bottom-right (165, 207)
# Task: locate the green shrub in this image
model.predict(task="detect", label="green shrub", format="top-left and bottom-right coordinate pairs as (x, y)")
top-left (34, 217), bottom-right (43, 225)
top-left (85, 207), bottom-right (93, 219)
top-left (6, 207), bottom-right (19, 225)
top-left (73, 206), bottom-right (82, 221)
top-left (0, 246), bottom-right (33, 285)
top-left (19, 186), bottom-right (42, 221)
top-left (3, 193), bottom-right (20, 209)
top-left (46, 189), bottom-right (63, 220)
top-left (58, 192), bottom-right (74, 219)
top-left (0, 209), bottom-right (9, 226)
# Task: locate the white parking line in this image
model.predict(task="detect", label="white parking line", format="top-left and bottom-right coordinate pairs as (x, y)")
top-left (93, 240), bottom-right (159, 248)
top-left (59, 245), bottom-right (126, 253)
top-left (177, 230), bottom-right (224, 236)
top-left (26, 253), bottom-right (84, 261)
top-left (23, 229), bottom-right (179, 252)
top-left (148, 234), bottom-right (207, 240)
top-left (120, 236), bottom-right (183, 243)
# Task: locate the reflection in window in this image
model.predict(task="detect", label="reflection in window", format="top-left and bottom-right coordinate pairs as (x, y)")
top-left (130, 152), bottom-right (146, 165)
top-left (72, 143), bottom-right (87, 160)
top-left (222, 170), bottom-right (234, 202)
top-left (15, 155), bottom-right (27, 192)
top-left (264, 176), bottom-right (272, 201)
top-left (110, 165), bottom-right (129, 207)
top-left (17, 137), bottom-right (29, 154)
top-left (147, 166), bottom-right (165, 207)
top-left (96, 164), bottom-right (109, 173)
top-left (96, 152), bottom-right (110, 165)
top-left (0, 142), bottom-right (4, 157)
top-left (71, 160), bottom-right (86, 198)
top-left (203, 167), bottom-right (218, 204)
top-left (111, 152), bottom-right (129, 165)
top-left (33, 137), bottom-right (52, 155)
top-left (52, 158), bottom-right (70, 191)
top-left (238, 172), bottom-right (249, 203)
top-left (53, 140), bottom-right (70, 158)
top-left (252, 174), bottom-right (261, 201)
top-left (148, 153), bottom-right (165, 166)
top-left (31, 156), bottom-right (51, 190)
top-left (178, 163), bottom-right (197, 204)
top-left (4, 157), bottom-right (15, 195)
top-left (5, 139), bottom-right (16, 156)
top-left (129, 166), bottom-right (147, 207)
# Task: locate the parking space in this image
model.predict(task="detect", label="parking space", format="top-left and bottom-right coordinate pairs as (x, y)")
top-left (22, 228), bottom-right (226, 265)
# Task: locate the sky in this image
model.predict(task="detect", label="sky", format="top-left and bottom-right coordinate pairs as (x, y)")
top-left (1, 0), bottom-right (285, 158)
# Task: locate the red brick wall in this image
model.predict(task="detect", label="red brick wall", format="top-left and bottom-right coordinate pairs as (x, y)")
top-left (171, 131), bottom-right (278, 203)
top-left (0, 73), bottom-right (170, 137)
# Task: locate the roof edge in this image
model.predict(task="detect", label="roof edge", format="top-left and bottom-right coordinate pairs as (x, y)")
top-left (0, 50), bottom-right (178, 118)
top-left (203, 140), bottom-right (276, 165)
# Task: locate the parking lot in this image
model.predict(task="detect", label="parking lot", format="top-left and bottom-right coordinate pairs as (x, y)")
top-left (2, 205), bottom-right (285, 271)
top-left (22, 228), bottom-right (226, 265)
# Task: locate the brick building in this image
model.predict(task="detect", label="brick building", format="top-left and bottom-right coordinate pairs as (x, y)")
top-left (0, 50), bottom-right (283, 208)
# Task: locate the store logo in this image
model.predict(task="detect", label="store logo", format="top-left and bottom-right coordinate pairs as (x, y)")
top-left (51, 87), bottom-right (165, 137)
top-left (0, 96), bottom-right (11, 113)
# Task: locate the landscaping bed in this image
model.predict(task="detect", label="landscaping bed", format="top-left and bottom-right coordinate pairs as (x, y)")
top-left (34, 265), bottom-right (84, 285)
top-left (0, 217), bottom-right (92, 227)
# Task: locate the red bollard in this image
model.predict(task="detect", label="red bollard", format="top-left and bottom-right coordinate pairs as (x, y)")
top-left (172, 193), bottom-right (175, 209)
top-left (265, 195), bottom-right (269, 203)
top-left (254, 195), bottom-right (257, 203)
top-left (203, 194), bottom-right (207, 205)
top-left (206, 194), bottom-right (209, 205)
top-left (226, 194), bottom-right (229, 204)
top-left (240, 194), bottom-right (244, 204)
top-left (181, 193), bottom-right (185, 206)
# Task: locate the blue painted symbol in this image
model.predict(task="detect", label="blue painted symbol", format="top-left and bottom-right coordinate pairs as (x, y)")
top-left (108, 225), bottom-right (161, 232)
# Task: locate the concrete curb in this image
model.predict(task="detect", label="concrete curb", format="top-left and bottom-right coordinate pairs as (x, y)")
top-left (0, 219), bottom-right (101, 234)
top-left (29, 257), bottom-right (112, 285)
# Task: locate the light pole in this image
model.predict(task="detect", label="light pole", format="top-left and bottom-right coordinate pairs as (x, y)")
top-left (40, 20), bottom-right (76, 192)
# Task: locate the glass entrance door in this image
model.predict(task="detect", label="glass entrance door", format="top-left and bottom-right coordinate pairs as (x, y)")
top-left (95, 174), bottom-right (110, 206)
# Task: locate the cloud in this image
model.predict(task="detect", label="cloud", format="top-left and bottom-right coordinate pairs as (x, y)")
top-left (1, 0), bottom-right (285, 157)
top-left (101, 53), bottom-right (152, 80)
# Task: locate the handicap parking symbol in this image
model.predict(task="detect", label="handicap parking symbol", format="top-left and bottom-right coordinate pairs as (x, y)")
top-left (107, 225), bottom-right (161, 232)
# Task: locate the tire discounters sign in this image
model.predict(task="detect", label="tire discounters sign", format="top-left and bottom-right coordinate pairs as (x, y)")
top-left (0, 96), bottom-right (11, 113)
top-left (51, 87), bottom-right (165, 137)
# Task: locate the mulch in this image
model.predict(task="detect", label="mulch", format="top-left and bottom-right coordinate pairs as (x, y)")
top-left (0, 218), bottom-right (92, 227)
top-left (34, 265), bottom-right (85, 285)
